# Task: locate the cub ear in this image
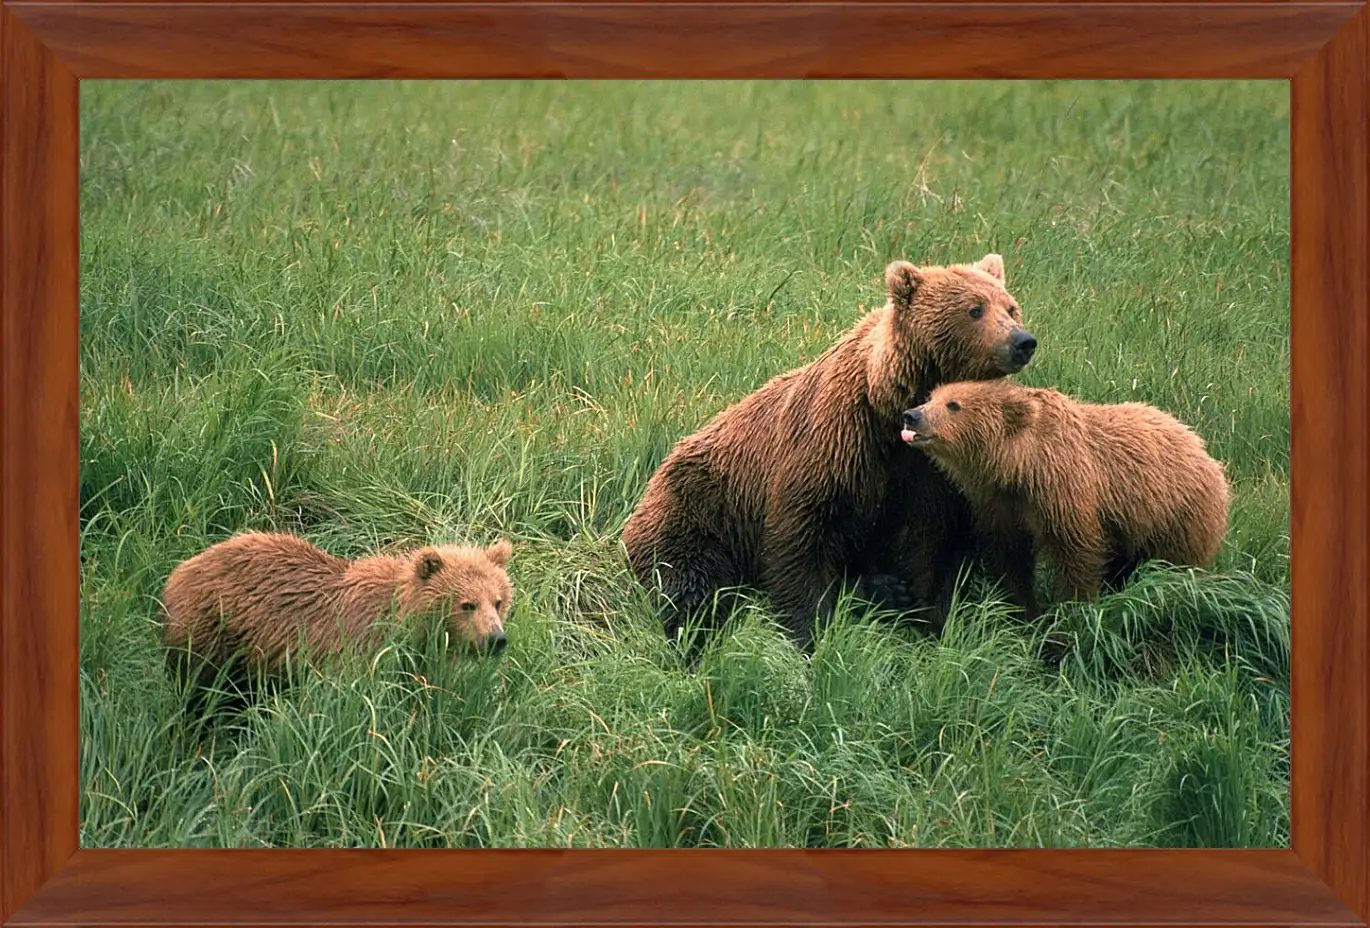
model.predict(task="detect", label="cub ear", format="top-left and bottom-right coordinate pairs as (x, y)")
top-left (976, 253), bottom-right (1006, 282)
top-left (884, 260), bottom-right (924, 308)
top-left (414, 547), bottom-right (444, 581)
top-left (485, 539), bottom-right (513, 568)
top-left (1003, 396), bottom-right (1035, 433)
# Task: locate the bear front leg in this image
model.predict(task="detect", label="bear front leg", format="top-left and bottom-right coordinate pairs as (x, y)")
top-left (893, 527), bottom-right (976, 633)
top-left (758, 511), bottom-right (850, 650)
top-left (847, 515), bottom-right (922, 621)
top-left (879, 473), bottom-right (979, 633)
top-left (979, 526), bottom-right (1040, 621)
top-left (1042, 525), bottom-right (1107, 604)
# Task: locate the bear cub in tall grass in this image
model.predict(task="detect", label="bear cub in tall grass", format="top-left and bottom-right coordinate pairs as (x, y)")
top-left (161, 531), bottom-right (514, 695)
top-left (902, 379), bottom-right (1230, 618)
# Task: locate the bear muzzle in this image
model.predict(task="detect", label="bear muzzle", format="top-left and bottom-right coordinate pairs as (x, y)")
top-left (1007, 328), bottom-right (1038, 369)
top-left (901, 408), bottom-right (934, 445)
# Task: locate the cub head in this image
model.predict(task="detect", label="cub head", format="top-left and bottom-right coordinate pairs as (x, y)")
top-left (884, 253), bottom-right (1037, 380)
top-left (900, 379), bottom-right (1036, 465)
top-left (401, 539), bottom-right (514, 655)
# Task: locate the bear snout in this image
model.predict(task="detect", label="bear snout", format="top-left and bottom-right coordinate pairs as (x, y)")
top-left (1009, 329), bottom-right (1037, 365)
top-left (901, 407), bottom-right (934, 445)
top-left (484, 631), bottom-right (508, 654)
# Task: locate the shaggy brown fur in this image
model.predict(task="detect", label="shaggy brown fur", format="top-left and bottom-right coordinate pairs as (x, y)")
top-left (902, 379), bottom-right (1230, 615)
top-left (161, 532), bottom-right (514, 685)
top-left (621, 254), bottom-right (1038, 649)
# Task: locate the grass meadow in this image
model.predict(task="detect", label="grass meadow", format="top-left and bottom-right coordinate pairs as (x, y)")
top-left (79, 80), bottom-right (1291, 849)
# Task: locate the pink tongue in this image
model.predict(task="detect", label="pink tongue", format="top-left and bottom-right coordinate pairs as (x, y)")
top-left (900, 428), bottom-right (917, 443)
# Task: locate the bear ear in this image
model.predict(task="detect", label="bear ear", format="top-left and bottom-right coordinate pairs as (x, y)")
top-left (884, 260), bottom-right (924, 307)
top-left (414, 547), bottom-right (444, 582)
top-left (485, 539), bottom-right (513, 568)
top-left (976, 253), bottom-right (1006, 282)
top-left (1003, 396), bottom-right (1034, 433)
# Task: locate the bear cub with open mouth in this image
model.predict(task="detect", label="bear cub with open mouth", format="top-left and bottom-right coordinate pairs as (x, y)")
top-left (902, 379), bottom-right (1230, 618)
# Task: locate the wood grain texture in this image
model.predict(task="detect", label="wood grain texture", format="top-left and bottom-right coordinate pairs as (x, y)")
top-left (0, 2), bottom-right (1367, 928)
top-left (0, 3), bottom-right (79, 925)
top-left (1291, 6), bottom-right (1370, 921)
top-left (2, 0), bottom-right (1342, 5)
top-left (6, 3), bottom-right (1360, 79)
top-left (6, 849), bottom-right (1366, 926)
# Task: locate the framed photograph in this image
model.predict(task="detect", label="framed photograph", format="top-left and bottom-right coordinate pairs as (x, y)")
top-left (2, 3), bottom-right (1365, 927)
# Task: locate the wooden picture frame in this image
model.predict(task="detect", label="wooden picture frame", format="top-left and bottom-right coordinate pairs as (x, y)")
top-left (2, 3), bottom-right (1365, 926)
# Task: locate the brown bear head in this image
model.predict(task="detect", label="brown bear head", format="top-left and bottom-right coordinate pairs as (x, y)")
top-left (884, 253), bottom-right (1037, 381)
top-left (900, 379), bottom-right (1037, 471)
top-left (399, 539), bottom-right (514, 655)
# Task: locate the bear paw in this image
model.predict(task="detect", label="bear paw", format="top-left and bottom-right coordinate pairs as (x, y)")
top-left (851, 572), bottom-right (917, 614)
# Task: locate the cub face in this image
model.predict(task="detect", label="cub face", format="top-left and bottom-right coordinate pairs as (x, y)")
top-left (901, 379), bottom-right (1035, 461)
top-left (404, 540), bottom-right (514, 655)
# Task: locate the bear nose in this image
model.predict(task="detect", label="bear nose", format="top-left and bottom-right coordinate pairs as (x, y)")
top-left (486, 632), bottom-right (508, 654)
top-left (903, 408), bottom-right (924, 429)
top-left (1011, 330), bottom-right (1037, 361)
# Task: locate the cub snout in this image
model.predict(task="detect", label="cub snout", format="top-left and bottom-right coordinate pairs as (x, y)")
top-left (901, 407), bottom-right (933, 445)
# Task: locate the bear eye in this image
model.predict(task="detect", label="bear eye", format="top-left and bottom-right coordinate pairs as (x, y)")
top-left (495, 599), bottom-right (503, 611)
top-left (968, 305), bottom-right (985, 320)
top-left (946, 401), bottom-right (962, 412)
top-left (460, 602), bottom-right (476, 612)
top-left (1009, 304), bottom-right (1019, 318)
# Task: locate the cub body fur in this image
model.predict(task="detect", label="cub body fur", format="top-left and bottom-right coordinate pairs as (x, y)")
top-left (161, 531), bottom-right (514, 683)
top-left (902, 379), bottom-right (1230, 615)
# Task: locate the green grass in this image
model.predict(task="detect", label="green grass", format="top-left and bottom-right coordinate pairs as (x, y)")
top-left (79, 80), bottom-right (1291, 848)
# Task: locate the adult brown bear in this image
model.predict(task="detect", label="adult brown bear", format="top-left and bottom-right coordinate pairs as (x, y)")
top-left (622, 254), bottom-right (1037, 649)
